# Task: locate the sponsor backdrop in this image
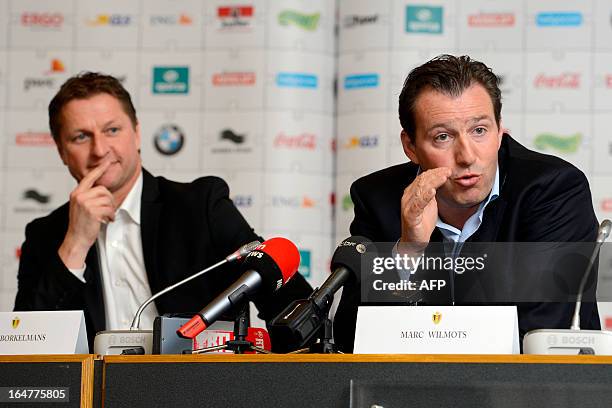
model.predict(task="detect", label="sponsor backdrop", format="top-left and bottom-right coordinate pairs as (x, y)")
top-left (1, 0), bottom-right (612, 329)
top-left (335, 0), bottom-right (612, 326)
top-left (0, 0), bottom-right (335, 329)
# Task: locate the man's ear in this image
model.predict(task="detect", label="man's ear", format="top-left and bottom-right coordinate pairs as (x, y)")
top-left (497, 119), bottom-right (504, 149)
top-left (55, 138), bottom-right (68, 165)
top-left (400, 130), bottom-right (419, 164)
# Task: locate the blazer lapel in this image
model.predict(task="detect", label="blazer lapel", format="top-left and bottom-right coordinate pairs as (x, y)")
top-left (83, 245), bottom-right (106, 332)
top-left (140, 169), bottom-right (163, 292)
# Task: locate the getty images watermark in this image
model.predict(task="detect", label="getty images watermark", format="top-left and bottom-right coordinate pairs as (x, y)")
top-left (370, 252), bottom-right (487, 292)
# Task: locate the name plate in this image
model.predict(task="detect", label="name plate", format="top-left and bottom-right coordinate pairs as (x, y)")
top-left (353, 306), bottom-right (519, 354)
top-left (0, 311), bottom-right (88, 355)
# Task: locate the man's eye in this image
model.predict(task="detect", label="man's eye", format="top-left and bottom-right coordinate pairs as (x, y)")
top-left (72, 133), bottom-right (88, 142)
top-left (474, 127), bottom-right (487, 136)
top-left (434, 133), bottom-right (450, 142)
top-left (107, 127), bottom-right (120, 135)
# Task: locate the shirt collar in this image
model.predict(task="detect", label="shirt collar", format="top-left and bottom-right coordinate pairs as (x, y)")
top-left (435, 163), bottom-right (500, 235)
top-left (118, 171), bottom-right (142, 225)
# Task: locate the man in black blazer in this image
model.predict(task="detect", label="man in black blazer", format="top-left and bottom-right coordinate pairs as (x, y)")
top-left (333, 55), bottom-right (600, 352)
top-left (14, 73), bottom-right (312, 349)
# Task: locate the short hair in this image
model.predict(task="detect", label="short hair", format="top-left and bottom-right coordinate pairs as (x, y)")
top-left (398, 54), bottom-right (502, 143)
top-left (49, 72), bottom-right (137, 142)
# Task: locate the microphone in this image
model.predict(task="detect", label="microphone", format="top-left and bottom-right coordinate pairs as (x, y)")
top-left (130, 240), bottom-right (261, 330)
top-left (93, 240), bottom-right (261, 355)
top-left (523, 219), bottom-right (612, 355)
top-left (268, 236), bottom-right (374, 352)
top-left (177, 237), bottom-right (301, 340)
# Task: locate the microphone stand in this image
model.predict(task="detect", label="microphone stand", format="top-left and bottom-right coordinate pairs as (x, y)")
top-left (287, 306), bottom-right (341, 354)
top-left (191, 302), bottom-right (271, 354)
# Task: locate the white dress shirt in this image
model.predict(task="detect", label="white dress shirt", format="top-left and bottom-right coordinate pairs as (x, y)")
top-left (69, 172), bottom-right (159, 330)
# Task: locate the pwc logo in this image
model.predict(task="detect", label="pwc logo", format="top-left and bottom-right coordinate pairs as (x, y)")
top-left (534, 73), bottom-right (580, 89)
top-left (218, 5), bottom-right (254, 30)
top-left (343, 135), bottom-right (379, 149)
top-left (86, 14), bottom-right (132, 27)
top-left (273, 132), bottom-right (316, 150)
top-left (467, 12), bottom-right (515, 27)
top-left (21, 12), bottom-right (64, 28)
top-left (212, 71), bottom-right (256, 86)
top-left (23, 59), bottom-right (65, 91)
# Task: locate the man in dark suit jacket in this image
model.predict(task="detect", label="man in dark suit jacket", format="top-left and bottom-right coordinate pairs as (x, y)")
top-left (14, 72), bottom-right (312, 349)
top-left (333, 55), bottom-right (600, 352)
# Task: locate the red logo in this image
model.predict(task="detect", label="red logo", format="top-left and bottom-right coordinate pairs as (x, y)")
top-left (218, 6), bottom-right (253, 18)
top-left (468, 13), bottom-right (515, 27)
top-left (212, 72), bottom-right (255, 86)
top-left (606, 317), bottom-right (612, 330)
top-left (605, 75), bottom-right (612, 88)
top-left (601, 198), bottom-right (612, 212)
top-left (15, 247), bottom-right (22, 260)
top-left (273, 133), bottom-right (316, 150)
top-left (21, 12), bottom-right (63, 28)
top-left (15, 132), bottom-right (55, 146)
top-left (534, 73), bottom-right (580, 88)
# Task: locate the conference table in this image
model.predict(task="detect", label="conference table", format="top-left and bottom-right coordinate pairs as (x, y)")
top-left (2, 354), bottom-right (612, 407)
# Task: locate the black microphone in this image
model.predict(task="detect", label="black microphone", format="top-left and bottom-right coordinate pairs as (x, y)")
top-left (268, 236), bottom-right (375, 352)
top-left (177, 237), bottom-right (300, 339)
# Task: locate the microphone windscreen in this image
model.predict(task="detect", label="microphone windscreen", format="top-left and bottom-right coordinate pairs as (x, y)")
top-left (241, 237), bottom-right (300, 293)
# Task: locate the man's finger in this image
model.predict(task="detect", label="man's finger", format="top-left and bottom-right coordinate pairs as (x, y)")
top-left (418, 167), bottom-right (452, 190)
top-left (75, 160), bottom-right (111, 192)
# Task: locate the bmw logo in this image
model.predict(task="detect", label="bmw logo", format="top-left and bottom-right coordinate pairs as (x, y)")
top-left (154, 124), bottom-right (185, 155)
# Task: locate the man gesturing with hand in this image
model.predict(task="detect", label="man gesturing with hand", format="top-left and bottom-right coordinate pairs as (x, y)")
top-left (14, 73), bottom-right (312, 350)
top-left (333, 55), bottom-right (600, 352)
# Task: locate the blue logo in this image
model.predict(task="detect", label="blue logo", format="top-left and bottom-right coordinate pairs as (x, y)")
top-left (536, 12), bottom-right (582, 27)
top-left (298, 249), bottom-right (311, 278)
top-left (232, 195), bottom-right (253, 208)
top-left (154, 124), bottom-right (185, 155)
top-left (276, 72), bottom-right (318, 89)
top-left (344, 74), bottom-right (379, 90)
top-left (406, 6), bottom-right (443, 34)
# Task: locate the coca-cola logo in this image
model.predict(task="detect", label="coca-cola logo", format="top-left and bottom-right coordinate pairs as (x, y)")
top-left (534, 73), bottom-right (580, 88)
top-left (273, 133), bottom-right (316, 150)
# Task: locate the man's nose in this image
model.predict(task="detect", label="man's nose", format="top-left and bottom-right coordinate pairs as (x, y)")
top-left (91, 133), bottom-right (110, 158)
top-left (455, 134), bottom-right (476, 166)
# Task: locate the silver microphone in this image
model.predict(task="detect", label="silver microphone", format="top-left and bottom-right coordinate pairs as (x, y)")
top-left (130, 240), bottom-right (261, 330)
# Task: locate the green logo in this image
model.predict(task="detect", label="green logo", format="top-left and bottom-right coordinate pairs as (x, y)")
top-left (342, 194), bottom-right (353, 212)
top-left (534, 133), bottom-right (582, 153)
top-left (278, 10), bottom-right (320, 31)
top-left (153, 66), bottom-right (189, 94)
top-left (298, 249), bottom-right (311, 278)
top-left (406, 6), bottom-right (443, 34)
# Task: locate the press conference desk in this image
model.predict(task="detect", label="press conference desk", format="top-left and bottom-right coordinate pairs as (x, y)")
top-left (3, 354), bottom-right (612, 407)
top-left (102, 354), bottom-right (612, 408)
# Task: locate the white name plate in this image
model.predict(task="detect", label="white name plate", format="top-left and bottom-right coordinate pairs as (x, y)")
top-left (353, 306), bottom-right (519, 354)
top-left (0, 311), bottom-right (88, 355)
